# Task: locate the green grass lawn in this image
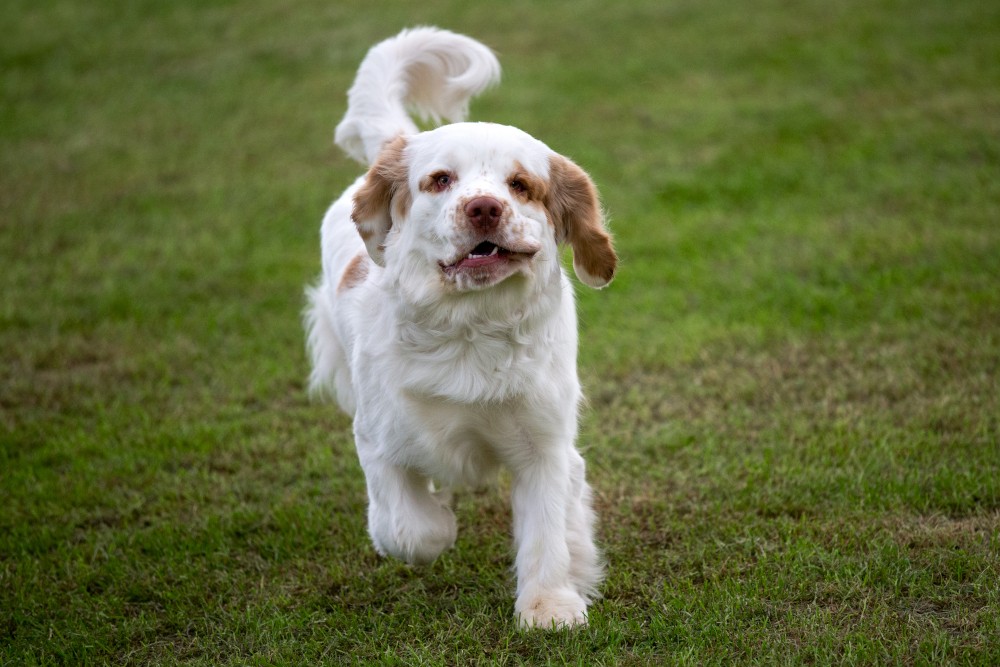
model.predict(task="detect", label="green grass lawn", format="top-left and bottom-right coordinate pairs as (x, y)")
top-left (3, 0), bottom-right (998, 663)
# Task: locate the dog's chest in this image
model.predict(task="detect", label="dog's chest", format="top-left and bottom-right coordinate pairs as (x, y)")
top-left (395, 318), bottom-right (549, 403)
top-left (402, 391), bottom-right (533, 485)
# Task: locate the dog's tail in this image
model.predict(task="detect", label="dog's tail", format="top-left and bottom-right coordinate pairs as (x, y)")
top-left (334, 27), bottom-right (501, 166)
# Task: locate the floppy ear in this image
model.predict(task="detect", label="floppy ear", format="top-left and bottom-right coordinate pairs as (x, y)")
top-left (351, 135), bottom-right (411, 266)
top-left (546, 155), bottom-right (617, 288)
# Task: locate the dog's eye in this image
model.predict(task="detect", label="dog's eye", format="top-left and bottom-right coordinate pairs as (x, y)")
top-left (509, 179), bottom-right (527, 195)
top-left (434, 173), bottom-right (452, 191)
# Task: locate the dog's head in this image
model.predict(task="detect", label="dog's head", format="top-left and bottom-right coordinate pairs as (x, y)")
top-left (351, 123), bottom-right (617, 294)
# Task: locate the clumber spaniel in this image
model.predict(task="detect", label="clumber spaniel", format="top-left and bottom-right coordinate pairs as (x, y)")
top-left (305, 27), bottom-right (617, 628)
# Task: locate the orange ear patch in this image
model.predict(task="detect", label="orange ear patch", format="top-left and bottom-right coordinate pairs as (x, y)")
top-left (546, 155), bottom-right (618, 288)
top-left (351, 135), bottom-right (410, 266)
top-left (352, 135), bottom-right (410, 223)
top-left (337, 253), bottom-right (370, 293)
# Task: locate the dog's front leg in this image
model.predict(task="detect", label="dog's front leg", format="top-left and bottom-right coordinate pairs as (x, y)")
top-left (511, 448), bottom-right (589, 629)
top-left (357, 444), bottom-right (457, 566)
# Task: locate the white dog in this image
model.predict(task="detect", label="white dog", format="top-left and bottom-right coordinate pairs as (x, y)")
top-left (305, 27), bottom-right (617, 629)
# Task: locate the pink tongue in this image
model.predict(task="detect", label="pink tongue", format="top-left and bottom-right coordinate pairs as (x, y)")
top-left (458, 253), bottom-right (504, 269)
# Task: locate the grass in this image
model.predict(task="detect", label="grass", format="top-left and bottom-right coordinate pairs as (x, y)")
top-left (2, 0), bottom-right (998, 663)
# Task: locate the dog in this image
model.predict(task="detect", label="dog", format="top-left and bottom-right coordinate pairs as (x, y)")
top-left (305, 27), bottom-right (617, 628)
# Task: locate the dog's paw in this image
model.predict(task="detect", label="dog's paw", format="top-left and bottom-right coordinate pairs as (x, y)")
top-left (400, 518), bottom-right (456, 566)
top-left (515, 588), bottom-right (588, 630)
top-left (371, 504), bottom-right (457, 566)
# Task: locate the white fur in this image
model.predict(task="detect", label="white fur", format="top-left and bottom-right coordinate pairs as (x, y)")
top-left (334, 27), bottom-right (501, 165)
top-left (306, 27), bottom-right (613, 629)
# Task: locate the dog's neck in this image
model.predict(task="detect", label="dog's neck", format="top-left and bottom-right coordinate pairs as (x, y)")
top-left (398, 264), bottom-right (561, 328)
top-left (390, 272), bottom-right (570, 403)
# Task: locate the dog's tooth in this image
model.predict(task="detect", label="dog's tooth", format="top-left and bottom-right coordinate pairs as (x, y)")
top-left (489, 245), bottom-right (499, 256)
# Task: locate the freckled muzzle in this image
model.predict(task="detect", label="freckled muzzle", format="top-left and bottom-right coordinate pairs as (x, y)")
top-left (440, 230), bottom-right (541, 281)
top-left (437, 192), bottom-right (543, 287)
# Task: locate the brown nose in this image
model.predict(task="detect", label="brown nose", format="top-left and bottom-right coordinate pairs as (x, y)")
top-left (464, 196), bottom-right (504, 231)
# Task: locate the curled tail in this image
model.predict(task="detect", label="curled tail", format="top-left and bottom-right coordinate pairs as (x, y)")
top-left (334, 27), bottom-right (501, 165)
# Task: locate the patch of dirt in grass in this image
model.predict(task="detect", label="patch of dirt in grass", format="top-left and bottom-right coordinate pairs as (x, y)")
top-left (586, 328), bottom-right (999, 443)
top-left (0, 332), bottom-right (141, 428)
top-left (887, 511), bottom-right (1000, 557)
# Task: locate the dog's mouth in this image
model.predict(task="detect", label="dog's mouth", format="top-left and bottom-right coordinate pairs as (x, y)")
top-left (440, 240), bottom-right (539, 275)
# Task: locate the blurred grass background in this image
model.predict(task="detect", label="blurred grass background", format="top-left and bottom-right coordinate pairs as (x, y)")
top-left (2, 0), bottom-right (998, 664)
